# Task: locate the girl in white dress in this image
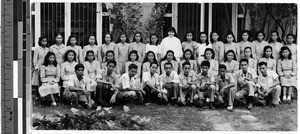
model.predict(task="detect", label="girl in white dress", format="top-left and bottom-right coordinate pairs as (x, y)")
top-left (100, 33), bottom-right (116, 63)
top-left (195, 32), bottom-right (212, 66)
top-left (253, 31), bottom-right (268, 60)
top-left (50, 33), bottom-right (67, 65)
top-left (38, 52), bottom-right (60, 106)
top-left (83, 34), bottom-right (101, 64)
top-left (146, 34), bottom-right (162, 62)
top-left (61, 50), bottom-right (78, 90)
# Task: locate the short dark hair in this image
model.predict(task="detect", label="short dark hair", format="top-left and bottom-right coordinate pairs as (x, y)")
top-left (86, 34), bottom-right (98, 45)
top-left (204, 48), bottom-right (215, 59)
top-left (164, 62), bottom-right (173, 68)
top-left (85, 50), bottom-right (95, 61)
top-left (150, 62), bottom-right (158, 67)
top-left (182, 61), bottom-right (191, 68)
top-left (224, 50), bottom-right (237, 62)
top-left (128, 63), bottom-right (138, 70)
top-left (219, 64), bottom-right (227, 70)
top-left (262, 45), bottom-right (274, 59)
top-left (279, 46), bottom-right (292, 60)
top-left (240, 58), bottom-right (249, 64)
top-left (286, 33), bottom-right (296, 43)
top-left (258, 61), bottom-right (267, 67)
top-left (75, 63), bottom-right (85, 71)
top-left (107, 60), bottom-right (117, 66)
top-left (102, 33), bottom-right (113, 44)
top-left (200, 60), bottom-right (210, 68)
top-left (38, 36), bottom-right (48, 46)
top-left (224, 32), bottom-right (236, 43)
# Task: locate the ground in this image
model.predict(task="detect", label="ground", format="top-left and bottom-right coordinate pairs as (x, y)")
top-left (32, 100), bottom-right (298, 131)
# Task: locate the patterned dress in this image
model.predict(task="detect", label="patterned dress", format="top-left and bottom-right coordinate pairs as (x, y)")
top-left (32, 46), bottom-right (49, 86)
top-left (38, 65), bottom-right (60, 97)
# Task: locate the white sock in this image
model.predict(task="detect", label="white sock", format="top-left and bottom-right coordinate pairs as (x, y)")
top-left (287, 96), bottom-right (291, 100)
top-left (283, 96), bottom-right (286, 100)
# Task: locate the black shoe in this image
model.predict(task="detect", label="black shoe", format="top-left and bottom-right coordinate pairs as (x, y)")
top-left (209, 103), bottom-right (215, 110)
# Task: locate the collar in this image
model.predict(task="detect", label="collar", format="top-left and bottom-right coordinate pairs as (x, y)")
top-left (52, 44), bottom-right (65, 49)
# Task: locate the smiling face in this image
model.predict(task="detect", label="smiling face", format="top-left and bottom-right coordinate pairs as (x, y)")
top-left (166, 52), bottom-right (174, 61)
top-left (67, 52), bottom-right (75, 62)
top-left (205, 50), bottom-right (212, 60)
top-left (227, 52), bottom-right (234, 61)
top-left (89, 36), bottom-right (96, 45)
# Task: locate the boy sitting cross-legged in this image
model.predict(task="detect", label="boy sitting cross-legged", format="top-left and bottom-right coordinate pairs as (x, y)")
top-left (160, 62), bottom-right (180, 103)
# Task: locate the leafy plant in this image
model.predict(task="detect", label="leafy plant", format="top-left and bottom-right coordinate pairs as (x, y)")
top-left (32, 105), bottom-right (151, 130)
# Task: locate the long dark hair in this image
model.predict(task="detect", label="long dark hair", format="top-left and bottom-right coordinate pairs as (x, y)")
top-left (268, 31), bottom-right (282, 43)
top-left (182, 49), bottom-right (195, 60)
top-left (183, 31), bottom-right (195, 42)
top-left (116, 33), bottom-right (129, 43)
top-left (224, 32), bottom-right (236, 43)
top-left (102, 33), bottom-right (113, 45)
top-left (105, 50), bottom-right (115, 62)
top-left (64, 49), bottom-right (77, 62)
top-left (66, 35), bottom-right (78, 46)
top-left (161, 50), bottom-right (177, 61)
top-left (279, 46), bottom-right (292, 60)
top-left (199, 32), bottom-right (209, 46)
top-left (142, 51), bottom-right (158, 63)
top-left (286, 33), bottom-right (296, 44)
top-left (262, 45), bottom-right (274, 59)
top-left (224, 50), bottom-right (237, 62)
top-left (38, 36), bottom-right (48, 47)
top-left (43, 52), bottom-right (58, 67)
top-left (133, 31), bottom-right (144, 43)
top-left (85, 50), bottom-right (96, 61)
top-left (244, 47), bottom-right (253, 58)
top-left (239, 30), bottom-right (252, 42)
top-left (85, 34), bottom-right (98, 45)
top-left (149, 33), bottom-right (159, 46)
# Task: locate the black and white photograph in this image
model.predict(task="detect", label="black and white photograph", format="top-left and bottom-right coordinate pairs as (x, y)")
top-left (1, 0), bottom-right (299, 133)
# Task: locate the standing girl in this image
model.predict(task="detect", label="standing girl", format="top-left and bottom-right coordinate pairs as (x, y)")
top-left (100, 33), bottom-right (116, 63)
top-left (60, 50), bottom-right (78, 91)
top-left (268, 31), bottom-right (283, 61)
top-left (285, 33), bottom-right (297, 60)
top-left (160, 27), bottom-right (183, 62)
top-left (253, 31), bottom-right (268, 60)
top-left (239, 30), bottom-right (256, 59)
top-left (277, 46), bottom-right (297, 103)
top-left (101, 50), bottom-right (118, 74)
top-left (195, 32), bottom-right (212, 67)
top-left (146, 34), bottom-right (162, 61)
top-left (221, 50), bottom-right (239, 74)
top-left (142, 51), bottom-right (159, 73)
top-left (125, 50), bottom-right (142, 77)
top-left (181, 31), bottom-right (198, 58)
top-left (223, 33), bottom-right (240, 61)
top-left (32, 36), bottom-right (50, 91)
top-left (203, 48), bottom-right (219, 77)
top-left (160, 50), bottom-right (179, 74)
top-left (179, 49), bottom-right (198, 74)
top-left (50, 33), bottom-right (67, 65)
top-left (129, 32), bottom-right (146, 63)
top-left (258, 45), bottom-right (277, 73)
top-left (83, 34), bottom-right (101, 64)
top-left (83, 50), bottom-right (101, 99)
top-left (210, 31), bottom-right (224, 62)
top-left (244, 47), bottom-right (257, 72)
top-left (38, 52), bottom-right (60, 106)
top-left (66, 35), bottom-right (83, 63)
top-left (115, 33), bottom-right (130, 75)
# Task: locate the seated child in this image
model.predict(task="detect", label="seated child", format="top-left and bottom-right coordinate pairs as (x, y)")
top-left (64, 63), bottom-right (95, 109)
top-left (178, 61), bottom-right (197, 105)
top-left (160, 62), bottom-right (180, 102)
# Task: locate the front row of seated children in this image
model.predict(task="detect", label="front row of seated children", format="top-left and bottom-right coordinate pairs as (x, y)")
top-left (38, 52), bottom-right (295, 111)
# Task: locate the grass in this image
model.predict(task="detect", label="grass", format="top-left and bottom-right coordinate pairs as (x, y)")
top-left (32, 100), bottom-right (297, 131)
